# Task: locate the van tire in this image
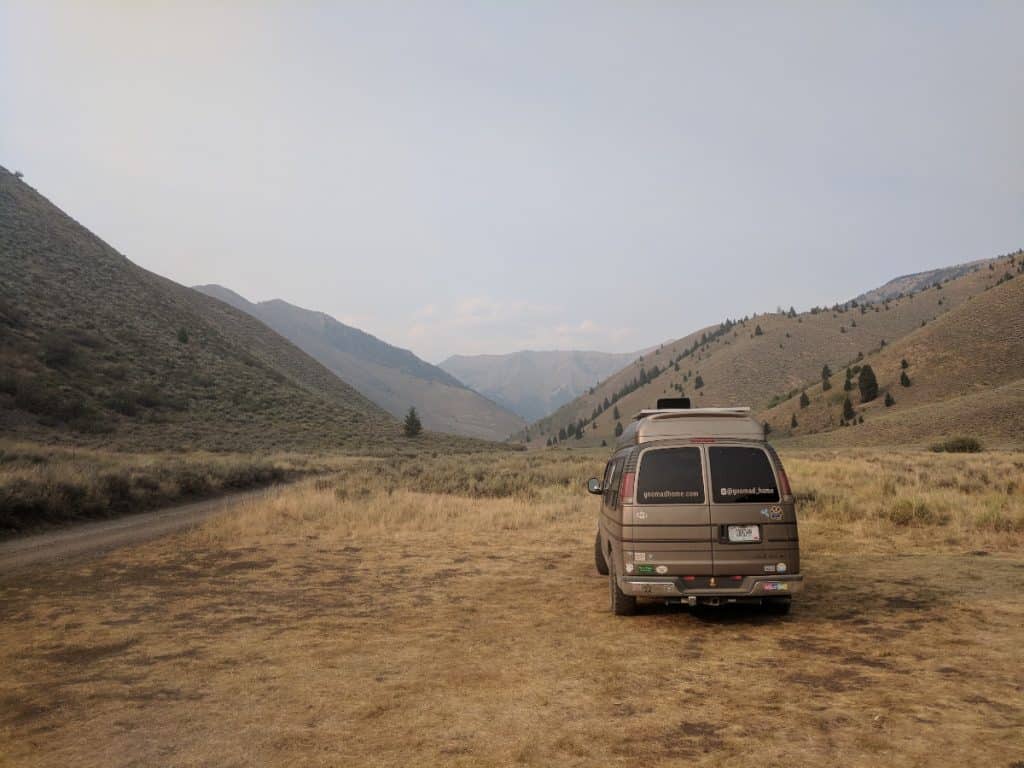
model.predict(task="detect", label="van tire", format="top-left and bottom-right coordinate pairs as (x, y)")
top-left (609, 565), bottom-right (636, 616)
top-left (594, 531), bottom-right (609, 575)
top-left (764, 597), bottom-right (792, 615)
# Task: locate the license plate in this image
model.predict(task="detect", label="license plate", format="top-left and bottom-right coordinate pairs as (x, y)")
top-left (727, 525), bottom-right (761, 543)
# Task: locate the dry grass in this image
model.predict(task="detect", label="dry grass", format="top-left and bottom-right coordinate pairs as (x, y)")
top-left (1, 448), bottom-right (1022, 767)
top-left (0, 441), bottom-right (375, 535)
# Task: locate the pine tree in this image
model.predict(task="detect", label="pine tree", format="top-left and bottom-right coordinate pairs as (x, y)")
top-left (403, 407), bottom-right (422, 437)
top-left (754, 324), bottom-right (763, 336)
top-left (842, 396), bottom-right (855, 421)
top-left (612, 405), bottom-right (620, 420)
top-left (177, 327), bottom-right (189, 344)
top-left (900, 371), bottom-right (911, 387)
top-left (858, 364), bottom-right (878, 403)
top-left (884, 392), bottom-right (895, 407)
top-left (901, 359), bottom-right (909, 369)
top-left (614, 421), bottom-right (623, 437)
top-left (694, 375), bottom-right (704, 389)
top-left (790, 413), bottom-right (798, 429)
top-left (843, 377), bottom-right (853, 391)
top-left (799, 391), bottom-right (810, 408)
top-left (821, 364), bottom-right (832, 381)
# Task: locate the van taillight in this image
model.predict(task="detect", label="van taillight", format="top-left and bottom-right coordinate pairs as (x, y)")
top-left (778, 467), bottom-right (792, 497)
top-left (620, 472), bottom-right (635, 503)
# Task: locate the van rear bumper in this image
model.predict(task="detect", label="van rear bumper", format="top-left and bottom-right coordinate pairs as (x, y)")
top-left (618, 574), bottom-right (803, 598)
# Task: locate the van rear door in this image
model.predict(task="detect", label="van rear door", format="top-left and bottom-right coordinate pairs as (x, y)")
top-left (707, 445), bottom-right (796, 578)
top-left (628, 446), bottom-right (713, 576)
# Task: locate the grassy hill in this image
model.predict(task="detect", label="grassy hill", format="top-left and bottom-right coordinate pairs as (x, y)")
top-left (195, 285), bottom-right (525, 441)
top-left (439, 349), bottom-right (645, 422)
top-left (522, 250), bottom-right (1021, 448)
top-left (0, 166), bottom-right (496, 454)
top-left (763, 266), bottom-right (1024, 448)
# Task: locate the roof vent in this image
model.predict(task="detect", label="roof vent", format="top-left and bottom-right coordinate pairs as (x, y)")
top-left (656, 397), bottom-right (691, 410)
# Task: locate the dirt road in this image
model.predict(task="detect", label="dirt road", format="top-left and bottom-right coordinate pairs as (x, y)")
top-left (0, 488), bottom-right (273, 574)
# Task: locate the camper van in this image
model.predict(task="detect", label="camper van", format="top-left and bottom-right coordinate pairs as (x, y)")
top-left (587, 399), bottom-right (802, 615)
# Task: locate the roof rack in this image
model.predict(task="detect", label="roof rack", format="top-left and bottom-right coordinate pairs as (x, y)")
top-left (632, 406), bottom-right (751, 421)
top-left (616, 406), bottom-right (762, 448)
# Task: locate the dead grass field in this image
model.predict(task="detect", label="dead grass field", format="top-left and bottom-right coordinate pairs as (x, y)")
top-left (1, 449), bottom-right (1022, 767)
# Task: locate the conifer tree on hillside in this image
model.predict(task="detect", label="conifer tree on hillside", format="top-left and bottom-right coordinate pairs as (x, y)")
top-left (612, 405), bottom-right (620, 420)
top-left (843, 377), bottom-right (853, 391)
top-left (884, 392), bottom-right (895, 407)
top-left (754, 324), bottom-right (763, 336)
top-left (799, 391), bottom-right (810, 408)
top-left (858, 364), bottom-right (878, 403)
top-left (900, 371), bottom-right (912, 387)
top-left (791, 413), bottom-right (798, 429)
top-left (901, 359), bottom-right (909, 369)
top-left (403, 407), bottom-right (422, 437)
top-left (614, 421), bottom-right (623, 437)
top-left (842, 396), bottom-right (856, 422)
top-left (694, 375), bottom-right (704, 389)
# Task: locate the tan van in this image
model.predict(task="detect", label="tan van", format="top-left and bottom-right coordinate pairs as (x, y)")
top-left (588, 400), bottom-right (802, 615)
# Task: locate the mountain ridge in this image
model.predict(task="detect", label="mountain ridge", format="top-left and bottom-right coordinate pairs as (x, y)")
top-left (194, 284), bottom-right (525, 441)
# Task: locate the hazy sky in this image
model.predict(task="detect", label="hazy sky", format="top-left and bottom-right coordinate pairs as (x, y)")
top-left (2, 2), bottom-right (1021, 363)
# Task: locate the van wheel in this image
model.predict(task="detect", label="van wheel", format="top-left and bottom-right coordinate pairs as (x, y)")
top-left (594, 531), bottom-right (609, 575)
top-left (764, 597), bottom-right (791, 615)
top-left (609, 565), bottom-right (636, 616)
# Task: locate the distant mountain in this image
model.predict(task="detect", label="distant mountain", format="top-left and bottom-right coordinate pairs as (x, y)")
top-left (194, 285), bottom-right (525, 441)
top-left (520, 251), bottom-right (1024, 449)
top-left (439, 349), bottom-right (646, 422)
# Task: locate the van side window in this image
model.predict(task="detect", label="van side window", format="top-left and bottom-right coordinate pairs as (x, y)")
top-left (601, 460), bottom-right (616, 492)
top-left (708, 446), bottom-right (779, 503)
top-left (605, 457), bottom-right (624, 508)
top-left (636, 447), bottom-right (705, 504)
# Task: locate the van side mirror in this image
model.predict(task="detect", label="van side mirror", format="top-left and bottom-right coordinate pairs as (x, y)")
top-left (586, 477), bottom-right (603, 495)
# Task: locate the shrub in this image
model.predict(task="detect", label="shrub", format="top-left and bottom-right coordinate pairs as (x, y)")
top-left (754, 324), bottom-right (763, 336)
top-left (931, 437), bottom-right (982, 453)
top-left (790, 413), bottom-right (798, 429)
top-left (884, 392), bottom-right (895, 407)
top-left (887, 499), bottom-right (948, 526)
top-left (40, 332), bottom-right (79, 369)
top-left (900, 371), bottom-right (912, 387)
top-left (694, 375), bottom-right (704, 389)
top-left (799, 391), bottom-right (810, 408)
top-left (858, 364), bottom-right (878, 403)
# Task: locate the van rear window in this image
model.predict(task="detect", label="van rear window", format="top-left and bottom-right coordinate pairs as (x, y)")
top-left (637, 447), bottom-right (705, 504)
top-left (708, 446), bottom-right (779, 503)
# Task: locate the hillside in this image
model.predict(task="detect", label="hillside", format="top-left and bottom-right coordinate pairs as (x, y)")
top-left (193, 285), bottom-right (524, 441)
top-left (439, 349), bottom-right (643, 422)
top-left (0, 166), bottom-right (495, 454)
top-left (522, 251), bottom-right (1018, 448)
top-left (762, 264), bottom-right (1024, 448)
top-left (853, 259), bottom-right (991, 304)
